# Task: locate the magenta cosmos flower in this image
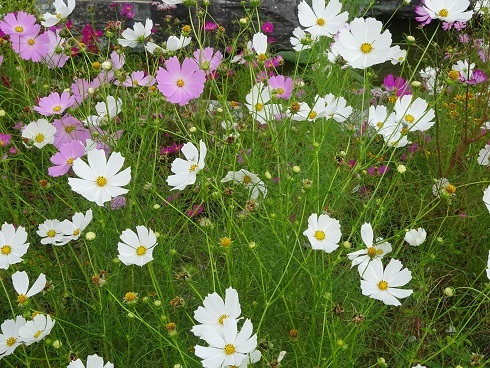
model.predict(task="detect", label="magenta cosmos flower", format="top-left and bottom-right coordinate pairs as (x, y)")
top-left (48, 140), bottom-right (85, 177)
top-left (34, 91), bottom-right (75, 117)
top-left (0, 11), bottom-right (40, 37)
top-left (156, 56), bottom-right (206, 106)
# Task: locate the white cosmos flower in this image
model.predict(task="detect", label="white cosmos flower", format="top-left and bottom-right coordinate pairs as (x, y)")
top-left (41, 0), bottom-right (76, 27)
top-left (348, 223), bottom-right (392, 275)
top-left (290, 101), bottom-right (311, 121)
top-left (0, 223), bottom-right (29, 269)
top-left (477, 144), bottom-right (490, 166)
top-left (361, 258), bottom-right (413, 306)
top-left (0, 316), bottom-right (26, 358)
top-left (324, 93), bottom-right (353, 122)
top-left (394, 95), bottom-right (435, 132)
top-left (221, 170), bottom-right (267, 199)
top-left (452, 59), bottom-right (475, 81)
top-left (432, 178), bottom-right (456, 199)
top-left (422, 0), bottom-right (473, 23)
top-left (389, 45), bottom-right (407, 65)
top-left (68, 149), bottom-right (131, 206)
top-left (245, 83), bottom-right (276, 125)
top-left (336, 17), bottom-right (392, 69)
top-left (12, 271), bottom-right (46, 306)
top-left (37, 219), bottom-right (68, 245)
top-left (297, 0), bottom-right (348, 38)
top-left (225, 350), bottom-right (261, 368)
top-left (249, 32), bottom-right (268, 60)
top-left (59, 209), bottom-right (93, 241)
top-left (290, 27), bottom-right (317, 52)
top-left (165, 35), bottom-right (191, 52)
top-left (303, 213), bottom-right (342, 253)
top-left (483, 185), bottom-right (490, 214)
top-left (404, 228), bottom-right (427, 246)
top-left (167, 140), bottom-right (206, 190)
top-left (22, 119), bottom-right (56, 148)
top-left (68, 354), bottom-right (114, 368)
top-left (117, 226), bottom-right (157, 267)
top-left (90, 95), bottom-right (122, 126)
top-left (18, 314), bottom-right (55, 346)
top-left (195, 318), bottom-right (258, 368)
top-left (191, 287), bottom-right (242, 338)
top-left (368, 105), bottom-right (396, 135)
top-left (486, 250), bottom-right (490, 281)
top-left (118, 19), bottom-right (153, 48)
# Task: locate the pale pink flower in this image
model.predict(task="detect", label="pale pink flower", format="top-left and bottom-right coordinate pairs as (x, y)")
top-left (34, 91), bottom-right (75, 117)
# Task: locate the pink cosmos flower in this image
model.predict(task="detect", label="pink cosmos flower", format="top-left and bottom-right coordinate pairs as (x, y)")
top-left (268, 75), bottom-right (293, 99)
top-left (460, 69), bottom-right (488, 85)
top-left (53, 114), bottom-right (91, 148)
top-left (48, 140), bottom-right (85, 177)
top-left (34, 91), bottom-right (75, 116)
top-left (262, 22), bottom-right (274, 34)
top-left (71, 77), bottom-right (90, 105)
top-left (156, 56), bottom-right (206, 106)
top-left (192, 47), bottom-right (223, 75)
top-left (0, 133), bottom-right (12, 146)
top-left (43, 30), bottom-right (70, 69)
top-left (0, 11), bottom-right (40, 37)
top-left (11, 32), bottom-right (50, 62)
top-left (115, 70), bottom-right (155, 87)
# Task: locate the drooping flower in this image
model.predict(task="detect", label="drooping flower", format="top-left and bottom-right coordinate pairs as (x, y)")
top-left (336, 17), bottom-right (392, 69)
top-left (432, 178), bottom-right (456, 199)
top-left (348, 223), bottom-right (392, 275)
top-left (195, 318), bottom-right (258, 368)
top-left (22, 119), bottom-right (56, 148)
top-left (11, 271), bottom-right (47, 306)
top-left (67, 354), bottom-right (114, 368)
top-left (221, 170), bottom-right (267, 200)
top-left (117, 226), bottom-right (158, 267)
top-left (0, 316), bottom-right (26, 358)
top-left (421, 0), bottom-right (473, 23)
top-left (0, 223), bottom-right (30, 269)
top-left (41, 0), bottom-right (76, 27)
top-left (297, 0), bottom-right (348, 38)
top-left (361, 259), bottom-right (413, 306)
top-left (59, 209), bottom-right (93, 241)
top-left (303, 213), bottom-right (342, 253)
top-left (34, 91), bottom-right (75, 117)
top-left (164, 35), bottom-right (192, 52)
top-left (404, 228), bottom-right (427, 246)
top-left (68, 149), bottom-right (131, 206)
top-left (156, 56), bottom-right (206, 106)
top-left (18, 314), bottom-right (55, 345)
top-left (118, 18), bottom-right (153, 48)
top-left (191, 287), bottom-right (242, 338)
top-left (166, 140), bottom-right (206, 190)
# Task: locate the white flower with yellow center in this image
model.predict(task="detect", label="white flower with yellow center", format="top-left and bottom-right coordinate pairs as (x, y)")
top-left (361, 258), bottom-right (413, 306)
top-left (67, 354), bottom-right (114, 368)
top-left (248, 32), bottom-right (268, 61)
top-left (303, 213), bottom-right (342, 253)
top-left (348, 223), bottom-right (392, 275)
top-left (486, 250), bottom-right (490, 281)
top-left (191, 287), bottom-right (241, 338)
top-left (297, 0), bottom-right (348, 38)
top-left (118, 18), bottom-right (153, 48)
top-left (422, 0), bottom-right (473, 22)
top-left (18, 314), bottom-right (55, 346)
top-left (12, 271), bottom-right (46, 306)
top-left (41, 0), bottom-right (76, 27)
top-left (167, 140), bottom-right (206, 191)
top-left (245, 83), bottom-right (278, 125)
top-left (404, 228), bottom-right (427, 246)
top-left (0, 316), bottom-right (26, 358)
top-left (432, 177), bottom-right (456, 199)
top-left (221, 170), bottom-right (267, 199)
top-left (68, 149), bottom-right (131, 206)
top-left (394, 95), bottom-right (435, 132)
top-left (117, 226), bottom-right (157, 267)
top-left (290, 27), bottom-right (317, 52)
top-left (323, 93), bottom-right (353, 122)
top-left (336, 17), bottom-right (392, 69)
top-left (59, 209), bottom-right (93, 241)
top-left (37, 219), bottom-right (67, 245)
top-left (195, 318), bottom-right (258, 368)
top-left (22, 119), bottom-right (56, 149)
top-left (0, 223), bottom-right (29, 270)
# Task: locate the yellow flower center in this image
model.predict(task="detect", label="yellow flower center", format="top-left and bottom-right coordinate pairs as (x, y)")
top-left (448, 70), bottom-right (459, 79)
top-left (220, 237), bottom-right (232, 247)
top-left (243, 175), bottom-right (252, 184)
top-left (438, 9), bottom-right (448, 17)
top-left (290, 102), bottom-right (300, 113)
top-left (53, 105), bottom-right (62, 112)
top-left (28, 38), bottom-right (35, 45)
top-left (67, 158), bottom-right (75, 165)
top-left (65, 125), bottom-right (76, 133)
top-left (35, 133), bottom-right (45, 143)
top-left (255, 103), bottom-right (263, 111)
top-left (1, 245), bottom-right (12, 255)
top-left (92, 61), bottom-right (101, 70)
top-left (6, 337), bottom-right (16, 346)
top-left (34, 330), bottom-right (43, 339)
top-left (136, 245), bottom-right (147, 256)
top-left (378, 280), bottom-right (388, 291)
top-left (376, 122), bottom-right (384, 128)
top-left (258, 53), bottom-right (267, 61)
top-left (189, 164), bottom-right (198, 172)
top-left (124, 292), bottom-right (138, 302)
top-left (224, 344), bottom-right (236, 355)
top-left (96, 176), bottom-right (108, 187)
top-left (276, 88), bottom-right (284, 95)
top-left (376, 249), bottom-right (384, 255)
top-left (367, 246), bottom-right (376, 258)
top-left (218, 314), bottom-right (227, 324)
top-left (176, 79), bottom-right (185, 87)
top-left (360, 43), bottom-right (373, 53)
top-left (314, 230), bottom-right (325, 241)
top-left (15, 26), bottom-right (24, 33)
top-left (56, 13), bottom-right (62, 19)
top-left (132, 79), bottom-right (139, 86)
top-left (308, 111), bottom-right (318, 120)
top-left (182, 25), bottom-right (191, 33)
top-left (316, 18), bottom-right (325, 26)
top-left (47, 229), bottom-right (56, 237)
top-left (201, 61), bottom-right (210, 70)
top-left (445, 184), bottom-right (456, 194)
top-left (17, 294), bottom-right (28, 304)
top-left (404, 114), bottom-right (415, 123)
top-left (73, 229), bottom-right (80, 236)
